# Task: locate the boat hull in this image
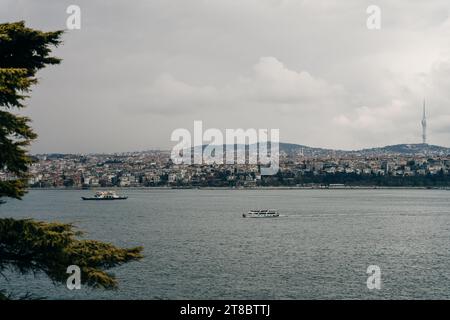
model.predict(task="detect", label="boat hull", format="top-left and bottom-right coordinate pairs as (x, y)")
top-left (81, 197), bottom-right (128, 200)
top-left (243, 213), bottom-right (279, 218)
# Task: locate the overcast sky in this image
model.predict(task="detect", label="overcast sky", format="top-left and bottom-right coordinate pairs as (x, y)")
top-left (2, 0), bottom-right (450, 153)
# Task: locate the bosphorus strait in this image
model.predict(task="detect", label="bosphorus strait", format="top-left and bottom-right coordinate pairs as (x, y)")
top-left (2, 189), bottom-right (450, 299)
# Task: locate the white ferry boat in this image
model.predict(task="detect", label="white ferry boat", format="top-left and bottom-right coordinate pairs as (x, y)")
top-left (242, 209), bottom-right (279, 218)
top-left (81, 191), bottom-right (128, 201)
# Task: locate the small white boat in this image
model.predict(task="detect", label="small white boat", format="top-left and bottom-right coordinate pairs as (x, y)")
top-left (243, 209), bottom-right (279, 218)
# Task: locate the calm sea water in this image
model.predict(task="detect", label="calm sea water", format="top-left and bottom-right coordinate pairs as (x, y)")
top-left (1, 189), bottom-right (450, 299)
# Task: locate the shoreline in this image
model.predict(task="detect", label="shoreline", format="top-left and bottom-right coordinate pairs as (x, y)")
top-left (27, 186), bottom-right (450, 191)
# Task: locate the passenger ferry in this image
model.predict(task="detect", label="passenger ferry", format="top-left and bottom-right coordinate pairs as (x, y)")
top-left (242, 209), bottom-right (279, 218)
top-left (81, 191), bottom-right (128, 201)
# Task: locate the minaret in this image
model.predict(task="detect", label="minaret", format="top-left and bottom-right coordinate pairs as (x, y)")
top-left (421, 100), bottom-right (427, 145)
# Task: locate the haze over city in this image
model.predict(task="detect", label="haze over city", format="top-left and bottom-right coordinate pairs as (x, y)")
top-left (2, 0), bottom-right (450, 153)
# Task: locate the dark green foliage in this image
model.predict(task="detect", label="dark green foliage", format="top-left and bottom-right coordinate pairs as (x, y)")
top-left (0, 21), bottom-right (61, 198)
top-left (289, 172), bottom-right (450, 187)
top-left (0, 219), bottom-right (143, 289)
top-left (0, 21), bottom-right (62, 79)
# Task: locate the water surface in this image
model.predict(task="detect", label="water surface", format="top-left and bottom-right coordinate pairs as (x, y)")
top-left (1, 189), bottom-right (450, 299)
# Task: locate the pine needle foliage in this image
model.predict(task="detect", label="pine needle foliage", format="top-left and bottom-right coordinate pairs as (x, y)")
top-left (0, 218), bottom-right (143, 289)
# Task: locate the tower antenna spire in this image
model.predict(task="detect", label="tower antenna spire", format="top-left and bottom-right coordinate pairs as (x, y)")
top-left (421, 99), bottom-right (427, 144)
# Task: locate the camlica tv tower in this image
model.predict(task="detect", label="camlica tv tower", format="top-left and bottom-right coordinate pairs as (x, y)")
top-left (421, 99), bottom-right (427, 145)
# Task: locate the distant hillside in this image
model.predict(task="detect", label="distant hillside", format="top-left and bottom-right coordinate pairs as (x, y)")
top-left (278, 143), bottom-right (450, 157)
top-left (190, 142), bottom-right (335, 157)
top-left (278, 142), bottom-right (335, 156)
top-left (356, 144), bottom-right (450, 156)
top-left (192, 142), bottom-right (450, 157)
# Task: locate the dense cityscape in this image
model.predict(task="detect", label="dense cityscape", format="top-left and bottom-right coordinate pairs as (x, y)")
top-left (7, 144), bottom-right (450, 189)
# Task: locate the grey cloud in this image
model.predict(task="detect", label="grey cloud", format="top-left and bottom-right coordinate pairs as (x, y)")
top-left (2, 0), bottom-right (450, 152)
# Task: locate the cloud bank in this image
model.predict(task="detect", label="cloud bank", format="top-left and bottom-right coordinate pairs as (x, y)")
top-left (2, 0), bottom-right (450, 152)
